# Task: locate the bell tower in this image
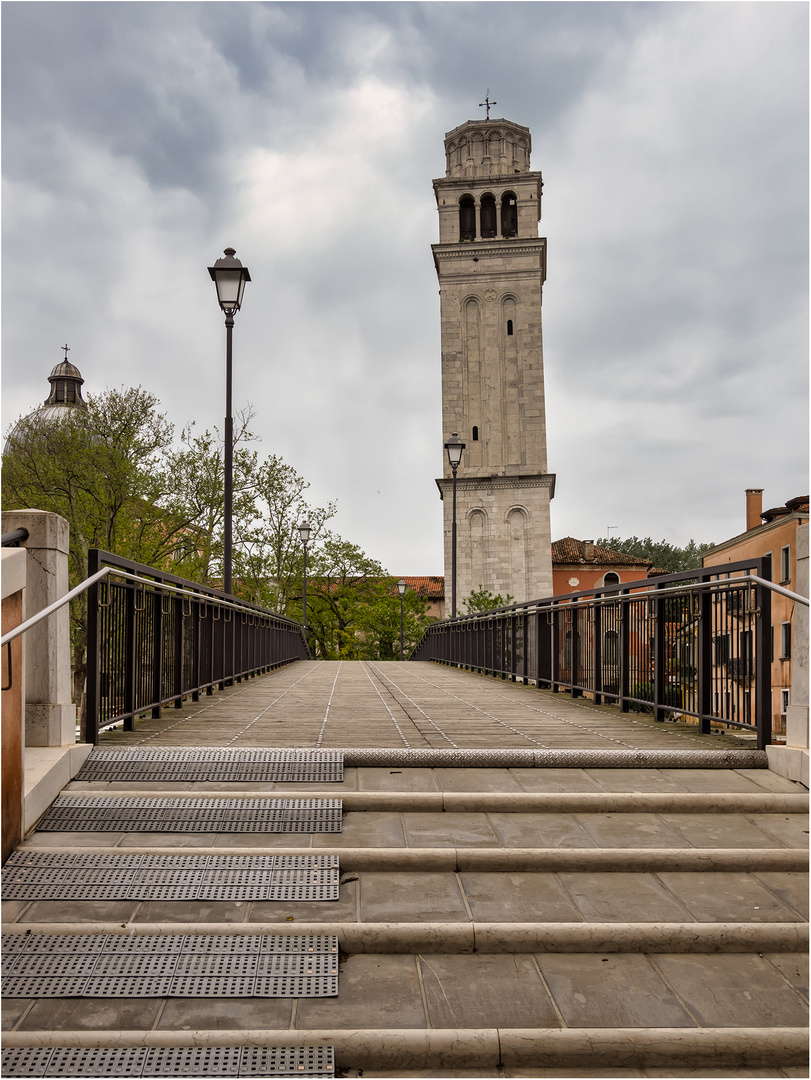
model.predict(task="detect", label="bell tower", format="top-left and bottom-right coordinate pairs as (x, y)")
top-left (433, 117), bottom-right (555, 606)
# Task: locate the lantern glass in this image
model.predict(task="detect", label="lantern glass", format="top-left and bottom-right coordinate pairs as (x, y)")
top-left (208, 248), bottom-right (250, 313)
top-left (298, 522), bottom-right (312, 544)
top-left (397, 579), bottom-right (407, 596)
top-left (445, 433), bottom-right (465, 469)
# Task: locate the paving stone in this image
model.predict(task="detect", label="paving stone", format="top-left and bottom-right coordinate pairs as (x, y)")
top-left (509, 768), bottom-right (604, 792)
top-left (434, 768), bottom-right (525, 792)
top-left (573, 812), bottom-right (687, 849)
top-left (734, 769), bottom-right (809, 793)
top-left (658, 871), bottom-right (805, 922)
top-left (249, 879), bottom-right (358, 924)
top-left (132, 900), bottom-right (249, 924)
top-left (18, 900), bottom-right (141, 923)
top-left (0, 901), bottom-right (32, 923)
top-left (157, 995), bottom-right (294, 1030)
top-left (660, 813), bottom-right (792, 848)
top-left (658, 769), bottom-right (774, 793)
top-left (357, 768), bottom-right (440, 791)
top-left (583, 769), bottom-right (690, 793)
top-left (746, 813), bottom-right (810, 847)
top-left (402, 812), bottom-right (500, 847)
top-left (295, 954), bottom-right (425, 1028)
top-left (652, 953), bottom-right (810, 1027)
top-left (558, 872), bottom-right (693, 923)
top-left (18, 996), bottom-right (164, 1031)
top-left (419, 953), bottom-right (560, 1028)
top-left (485, 812), bottom-right (595, 849)
top-left (763, 952), bottom-right (809, 998)
top-left (318, 812), bottom-right (405, 848)
top-left (460, 872), bottom-right (581, 922)
top-left (752, 873), bottom-right (809, 919)
top-left (1, 997), bottom-right (32, 1031)
top-left (535, 953), bottom-right (693, 1027)
top-left (360, 872), bottom-right (469, 922)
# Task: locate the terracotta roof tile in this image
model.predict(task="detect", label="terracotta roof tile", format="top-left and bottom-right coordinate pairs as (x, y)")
top-left (551, 537), bottom-right (652, 567)
top-left (399, 576), bottom-right (445, 599)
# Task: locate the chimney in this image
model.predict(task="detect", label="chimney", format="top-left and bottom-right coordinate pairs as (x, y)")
top-left (582, 539), bottom-right (595, 562)
top-left (745, 489), bottom-right (763, 531)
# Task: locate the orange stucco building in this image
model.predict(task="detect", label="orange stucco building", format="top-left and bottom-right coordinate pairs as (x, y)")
top-left (551, 538), bottom-right (652, 596)
top-left (703, 489), bottom-right (809, 736)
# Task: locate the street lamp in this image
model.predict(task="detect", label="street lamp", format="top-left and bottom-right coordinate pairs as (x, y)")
top-left (397, 578), bottom-right (408, 660)
top-left (444, 432), bottom-right (465, 618)
top-left (208, 247), bottom-right (251, 595)
top-left (298, 521), bottom-right (312, 638)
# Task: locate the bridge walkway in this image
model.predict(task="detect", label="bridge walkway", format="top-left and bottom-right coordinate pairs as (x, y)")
top-left (95, 660), bottom-right (755, 752)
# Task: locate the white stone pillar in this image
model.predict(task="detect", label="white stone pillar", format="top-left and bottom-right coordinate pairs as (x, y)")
top-left (1, 510), bottom-right (76, 746)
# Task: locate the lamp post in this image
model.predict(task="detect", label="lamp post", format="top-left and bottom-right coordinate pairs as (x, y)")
top-left (298, 521), bottom-right (312, 638)
top-left (397, 578), bottom-right (407, 660)
top-left (208, 247), bottom-right (251, 595)
top-left (444, 432), bottom-right (465, 618)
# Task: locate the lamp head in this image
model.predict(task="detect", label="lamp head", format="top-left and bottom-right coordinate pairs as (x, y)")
top-left (208, 247), bottom-right (251, 314)
top-left (397, 578), bottom-right (407, 597)
top-left (444, 432), bottom-right (465, 469)
top-left (298, 521), bottom-right (312, 544)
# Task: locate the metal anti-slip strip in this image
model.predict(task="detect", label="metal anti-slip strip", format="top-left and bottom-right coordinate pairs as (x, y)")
top-left (33, 798), bottom-right (343, 834)
top-left (2, 853), bottom-right (340, 901)
top-left (1, 934), bottom-right (339, 999)
top-left (1, 1045), bottom-right (335, 1077)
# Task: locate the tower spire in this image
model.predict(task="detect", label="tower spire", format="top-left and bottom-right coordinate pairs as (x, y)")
top-left (478, 90), bottom-right (497, 120)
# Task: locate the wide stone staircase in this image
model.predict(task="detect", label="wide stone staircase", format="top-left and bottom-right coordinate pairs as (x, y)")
top-left (2, 746), bottom-right (808, 1078)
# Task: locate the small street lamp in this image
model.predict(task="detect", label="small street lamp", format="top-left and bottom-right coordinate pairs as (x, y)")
top-left (298, 521), bottom-right (312, 638)
top-left (397, 578), bottom-right (408, 660)
top-left (208, 248), bottom-right (251, 595)
top-left (444, 432), bottom-right (465, 618)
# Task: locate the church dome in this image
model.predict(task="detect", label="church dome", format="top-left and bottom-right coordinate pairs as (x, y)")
top-left (4, 349), bottom-right (88, 451)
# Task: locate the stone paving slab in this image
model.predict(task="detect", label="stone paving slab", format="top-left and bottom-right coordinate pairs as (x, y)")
top-left (96, 662), bottom-right (761, 753)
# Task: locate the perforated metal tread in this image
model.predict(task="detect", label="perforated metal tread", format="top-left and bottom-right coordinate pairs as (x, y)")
top-left (2, 933), bottom-right (339, 998)
top-left (77, 748), bottom-right (344, 784)
top-left (1, 1046), bottom-right (334, 1077)
top-left (34, 797), bottom-right (343, 833)
top-left (2, 852), bottom-right (340, 901)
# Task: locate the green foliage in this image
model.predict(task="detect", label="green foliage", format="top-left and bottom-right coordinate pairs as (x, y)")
top-left (629, 682), bottom-right (682, 712)
top-left (300, 537), bottom-right (430, 660)
top-left (596, 536), bottom-right (715, 573)
top-left (462, 586), bottom-right (515, 614)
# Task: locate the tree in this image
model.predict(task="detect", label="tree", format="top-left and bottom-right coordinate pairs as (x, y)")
top-left (462, 586), bottom-right (515, 613)
top-left (2, 387), bottom-right (183, 707)
top-left (596, 536), bottom-right (715, 573)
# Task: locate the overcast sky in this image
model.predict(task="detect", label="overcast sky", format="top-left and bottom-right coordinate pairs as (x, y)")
top-left (2, 2), bottom-right (808, 575)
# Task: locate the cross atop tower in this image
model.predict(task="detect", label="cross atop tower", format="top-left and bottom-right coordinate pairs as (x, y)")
top-left (61, 344), bottom-right (70, 362)
top-left (478, 90), bottom-right (496, 120)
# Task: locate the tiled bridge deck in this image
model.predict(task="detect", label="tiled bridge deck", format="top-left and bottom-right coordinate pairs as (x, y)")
top-left (98, 660), bottom-right (756, 753)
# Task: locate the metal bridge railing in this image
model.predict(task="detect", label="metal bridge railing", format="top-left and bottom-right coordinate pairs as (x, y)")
top-left (84, 550), bottom-right (308, 744)
top-left (410, 558), bottom-right (806, 751)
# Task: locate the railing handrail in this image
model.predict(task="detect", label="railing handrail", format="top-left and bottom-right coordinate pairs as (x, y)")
top-left (442, 567), bottom-right (808, 623)
top-left (1, 528), bottom-right (29, 548)
top-left (0, 564), bottom-right (298, 649)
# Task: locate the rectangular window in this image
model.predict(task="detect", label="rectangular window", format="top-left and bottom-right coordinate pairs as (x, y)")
top-left (713, 633), bottom-right (730, 666)
top-left (763, 552), bottom-right (773, 581)
top-left (781, 689), bottom-right (790, 714)
top-left (781, 546), bottom-right (791, 584)
top-left (781, 622), bottom-right (792, 659)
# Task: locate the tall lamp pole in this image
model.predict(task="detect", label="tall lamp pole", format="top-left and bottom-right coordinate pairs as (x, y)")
top-left (298, 521), bottom-right (312, 638)
top-left (444, 433), bottom-right (465, 618)
top-left (397, 579), bottom-right (407, 660)
top-left (208, 248), bottom-right (251, 595)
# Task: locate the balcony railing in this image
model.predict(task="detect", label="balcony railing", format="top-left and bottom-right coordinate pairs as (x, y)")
top-left (410, 559), bottom-right (776, 750)
top-left (85, 550), bottom-right (308, 744)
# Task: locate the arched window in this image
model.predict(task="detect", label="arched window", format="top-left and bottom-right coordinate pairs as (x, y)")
top-left (506, 319), bottom-right (513, 336)
top-left (501, 192), bottom-right (518, 237)
top-left (472, 426), bottom-right (479, 441)
top-left (604, 572), bottom-right (620, 586)
top-left (480, 194), bottom-right (496, 238)
top-left (459, 196), bottom-right (476, 241)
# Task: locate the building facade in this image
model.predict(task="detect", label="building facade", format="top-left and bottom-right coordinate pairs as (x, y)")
top-left (433, 118), bottom-right (555, 607)
top-left (551, 538), bottom-right (653, 596)
top-left (702, 489), bottom-right (809, 736)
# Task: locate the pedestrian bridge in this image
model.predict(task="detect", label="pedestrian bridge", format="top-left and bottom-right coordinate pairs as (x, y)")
top-left (96, 659), bottom-right (759, 758)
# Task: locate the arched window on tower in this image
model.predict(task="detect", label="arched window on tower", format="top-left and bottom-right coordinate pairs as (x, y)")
top-left (459, 196), bottom-right (476, 241)
top-left (472, 426), bottom-right (479, 441)
top-left (506, 320), bottom-right (513, 336)
top-left (501, 192), bottom-right (518, 237)
top-left (480, 194), bottom-right (496, 239)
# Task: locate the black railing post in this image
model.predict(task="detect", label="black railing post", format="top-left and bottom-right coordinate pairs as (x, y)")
top-left (151, 591), bottom-right (163, 719)
top-left (619, 589), bottom-right (630, 713)
top-left (173, 594), bottom-right (183, 709)
top-left (593, 593), bottom-right (603, 706)
top-left (84, 549), bottom-right (103, 745)
top-left (123, 585), bottom-right (136, 731)
top-left (653, 585), bottom-right (666, 722)
top-left (755, 558), bottom-right (772, 750)
top-left (698, 585), bottom-right (713, 734)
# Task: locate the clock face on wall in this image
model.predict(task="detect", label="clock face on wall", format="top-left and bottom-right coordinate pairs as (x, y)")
top-left (568, 577), bottom-right (580, 588)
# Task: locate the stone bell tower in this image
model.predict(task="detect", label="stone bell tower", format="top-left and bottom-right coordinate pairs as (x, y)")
top-left (433, 117), bottom-right (555, 607)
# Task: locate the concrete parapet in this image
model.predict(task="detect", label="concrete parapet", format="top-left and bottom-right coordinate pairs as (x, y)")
top-left (1, 546), bottom-right (26, 860)
top-left (1, 509), bottom-right (76, 746)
